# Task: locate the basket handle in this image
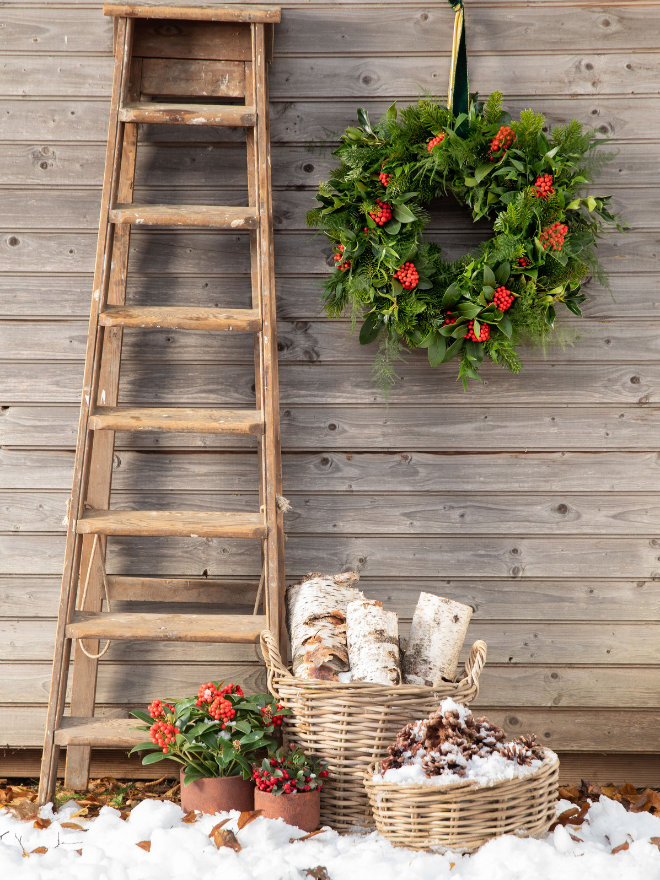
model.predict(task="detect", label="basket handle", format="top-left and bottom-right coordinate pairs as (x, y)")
top-left (260, 629), bottom-right (294, 697)
top-left (457, 639), bottom-right (487, 690)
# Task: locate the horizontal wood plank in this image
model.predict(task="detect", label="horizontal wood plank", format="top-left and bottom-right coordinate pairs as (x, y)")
top-left (66, 611), bottom-right (267, 643)
top-left (77, 508), bottom-right (266, 538)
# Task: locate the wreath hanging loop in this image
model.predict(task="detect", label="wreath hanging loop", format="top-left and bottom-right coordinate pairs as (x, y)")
top-left (306, 91), bottom-right (625, 394)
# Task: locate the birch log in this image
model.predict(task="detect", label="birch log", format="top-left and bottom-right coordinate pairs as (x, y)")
top-left (402, 593), bottom-right (473, 686)
top-left (286, 571), bottom-right (365, 680)
top-left (346, 599), bottom-right (401, 685)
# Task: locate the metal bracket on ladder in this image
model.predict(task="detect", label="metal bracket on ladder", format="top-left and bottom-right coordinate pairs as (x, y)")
top-left (38, 2), bottom-right (284, 806)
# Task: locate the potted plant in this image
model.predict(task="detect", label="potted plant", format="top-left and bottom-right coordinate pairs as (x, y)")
top-left (130, 681), bottom-right (288, 814)
top-left (252, 744), bottom-right (329, 832)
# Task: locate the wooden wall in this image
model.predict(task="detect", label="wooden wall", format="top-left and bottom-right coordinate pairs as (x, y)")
top-left (1, 0), bottom-right (659, 783)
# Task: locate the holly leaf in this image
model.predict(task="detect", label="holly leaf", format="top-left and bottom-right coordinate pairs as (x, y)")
top-left (416, 280), bottom-right (433, 290)
top-left (564, 300), bottom-right (583, 316)
top-left (141, 751), bottom-right (171, 764)
top-left (441, 282), bottom-right (463, 308)
top-left (392, 203), bottom-right (416, 223)
top-left (465, 339), bottom-right (485, 367)
top-left (498, 314), bottom-right (513, 338)
top-left (482, 265), bottom-right (496, 287)
top-left (427, 334), bottom-right (447, 367)
top-left (495, 262), bottom-right (510, 285)
top-left (545, 305), bottom-right (556, 327)
top-left (566, 199), bottom-right (581, 210)
top-left (345, 126), bottom-right (363, 140)
top-left (391, 278), bottom-right (403, 295)
top-left (130, 710), bottom-right (154, 725)
top-left (386, 102), bottom-right (397, 123)
top-left (441, 336), bottom-right (465, 363)
top-left (463, 177), bottom-right (477, 187)
top-left (365, 213), bottom-right (377, 229)
top-left (474, 164), bottom-right (492, 184)
top-left (356, 108), bottom-right (373, 134)
top-left (359, 313), bottom-right (381, 345)
top-left (456, 302), bottom-right (482, 320)
top-left (383, 218), bottom-right (401, 235)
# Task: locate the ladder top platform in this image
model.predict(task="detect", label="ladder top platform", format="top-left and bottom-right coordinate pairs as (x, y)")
top-left (103, 2), bottom-right (281, 22)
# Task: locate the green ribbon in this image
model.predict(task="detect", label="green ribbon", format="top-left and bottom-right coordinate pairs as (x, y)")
top-left (447, 0), bottom-right (469, 132)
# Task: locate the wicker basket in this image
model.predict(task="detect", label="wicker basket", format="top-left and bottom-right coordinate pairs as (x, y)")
top-left (364, 751), bottom-right (559, 851)
top-left (260, 629), bottom-right (487, 831)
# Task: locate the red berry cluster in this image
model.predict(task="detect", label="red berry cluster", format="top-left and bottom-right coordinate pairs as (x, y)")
top-left (489, 125), bottom-right (516, 159)
top-left (465, 320), bottom-right (490, 343)
top-left (517, 256), bottom-right (532, 267)
top-left (427, 133), bottom-right (445, 151)
top-left (333, 244), bottom-right (351, 271)
top-left (379, 170), bottom-right (392, 187)
top-left (148, 699), bottom-right (173, 720)
top-left (540, 221), bottom-right (568, 251)
top-left (150, 721), bottom-right (178, 753)
top-left (393, 262), bottom-right (419, 290)
top-left (369, 200), bottom-right (392, 226)
top-left (208, 697), bottom-right (235, 726)
top-left (252, 759), bottom-right (329, 795)
top-left (533, 174), bottom-right (555, 199)
top-left (443, 314), bottom-right (457, 326)
top-left (195, 681), bottom-right (243, 707)
top-left (493, 286), bottom-right (515, 311)
top-left (260, 703), bottom-right (285, 726)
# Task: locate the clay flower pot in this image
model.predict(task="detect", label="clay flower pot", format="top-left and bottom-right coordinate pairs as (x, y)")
top-left (180, 768), bottom-right (254, 815)
top-left (254, 788), bottom-right (320, 832)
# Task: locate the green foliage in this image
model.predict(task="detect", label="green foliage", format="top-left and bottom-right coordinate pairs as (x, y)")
top-left (305, 92), bottom-right (624, 393)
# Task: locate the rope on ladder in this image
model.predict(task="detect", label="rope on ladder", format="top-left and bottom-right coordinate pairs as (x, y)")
top-left (77, 533), bottom-right (113, 659)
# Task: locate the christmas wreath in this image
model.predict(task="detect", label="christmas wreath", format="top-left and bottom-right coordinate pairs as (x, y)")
top-left (306, 91), bottom-right (624, 391)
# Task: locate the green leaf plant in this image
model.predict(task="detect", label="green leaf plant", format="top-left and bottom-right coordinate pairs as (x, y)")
top-left (306, 91), bottom-right (626, 393)
top-left (129, 682), bottom-right (290, 787)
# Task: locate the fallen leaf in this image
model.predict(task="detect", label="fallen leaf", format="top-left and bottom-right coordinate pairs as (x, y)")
top-left (182, 810), bottom-right (201, 824)
top-left (558, 786), bottom-right (580, 801)
top-left (237, 809), bottom-right (263, 830)
top-left (569, 834), bottom-right (582, 843)
top-left (5, 801), bottom-right (39, 821)
top-left (60, 822), bottom-right (85, 831)
top-left (213, 829), bottom-right (241, 852)
top-left (33, 817), bottom-right (51, 830)
top-left (69, 807), bottom-right (89, 819)
top-left (631, 789), bottom-right (660, 814)
top-left (30, 846), bottom-right (48, 855)
top-left (119, 811), bottom-right (130, 821)
top-left (620, 784), bottom-right (639, 800)
top-left (208, 819), bottom-right (230, 838)
top-left (144, 776), bottom-right (168, 788)
top-left (77, 795), bottom-right (102, 805)
top-left (650, 837), bottom-right (660, 849)
top-left (611, 841), bottom-right (630, 854)
top-left (305, 869), bottom-right (330, 880)
top-left (75, 849), bottom-right (82, 855)
top-left (601, 786), bottom-right (619, 799)
top-left (290, 829), bottom-right (327, 843)
top-left (450, 863), bottom-right (455, 870)
top-left (549, 806), bottom-right (579, 831)
top-left (136, 840), bottom-right (151, 852)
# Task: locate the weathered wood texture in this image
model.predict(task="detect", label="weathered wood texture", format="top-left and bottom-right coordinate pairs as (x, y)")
top-left (1, 0), bottom-right (659, 779)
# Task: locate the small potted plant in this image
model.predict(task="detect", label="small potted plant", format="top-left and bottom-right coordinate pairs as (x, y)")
top-left (252, 744), bottom-right (329, 832)
top-left (130, 681), bottom-right (288, 815)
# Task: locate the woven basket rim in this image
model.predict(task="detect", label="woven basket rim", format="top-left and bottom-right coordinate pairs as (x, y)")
top-left (270, 673), bottom-right (471, 695)
top-left (364, 749), bottom-right (559, 796)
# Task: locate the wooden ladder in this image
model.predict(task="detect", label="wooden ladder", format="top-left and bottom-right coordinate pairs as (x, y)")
top-left (38, 2), bottom-right (284, 805)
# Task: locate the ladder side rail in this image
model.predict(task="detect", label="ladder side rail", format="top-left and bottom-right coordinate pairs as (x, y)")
top-left (245, 54), bottom-right (268, 614)
top-left (252, 23), bottom-right (286, 656)
top-left (65, 58), bottom-right (142, 791)
top-left (38, 16), bottom-right (135, 807)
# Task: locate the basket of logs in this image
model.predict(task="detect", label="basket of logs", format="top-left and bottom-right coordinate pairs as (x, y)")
top-left (260, 571), bottom-right (487, 832)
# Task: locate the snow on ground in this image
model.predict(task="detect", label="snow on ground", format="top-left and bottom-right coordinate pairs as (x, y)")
top-left (2, 794), bottom-right (660, 880)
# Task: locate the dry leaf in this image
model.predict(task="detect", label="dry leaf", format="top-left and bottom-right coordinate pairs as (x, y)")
top-left (120, 811), bottom-right (130, 821)
top-left (69, 807), bottom-right (89, 819)
top-left (136, 841), bottom-right (151, 852)
top-left (237, 809), bottom-right (263, 830)
top-left (182, 810), bottom-right (200, 824)
top-left (208, 819), bottom-right (230, 838)
top-left (30, 846), bottom-right (48, 855)
top-left (33, 817), bottom-right (51, 830)
top-left (450, 863), bottom-right (455, 870)
top-left (650, 837), bottom-right (660, 849)
top-left (558, 786), bottom-right (580, 801)
top-left (601, 786), bottom-right (619, 799)
top-left (290, 829), bottom-right (327, 843)
top-left (631, 789), bottom-right (660, 814)
top-left (75, 849), bottom-right (82, 855)
top-left (549, 806), bottom-right (579, 831)
top-left (6, 801), bottom-right (39, 821)
top-left (620, 784), bottom-right (639, 800)
top-left (60, 822), bottom-right (85, 831)
top-left (306, 869), bottom-right (330, 880)
top-left (569, 834), bottom-right (582, 843)
top-left (213, 829), bottom-right (242, 852)
top-left (144, 776), bottom-right (168, 788)
top-left (611, 841), bottom-right (630, 854)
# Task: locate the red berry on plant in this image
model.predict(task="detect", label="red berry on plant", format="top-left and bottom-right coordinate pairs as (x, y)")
top-left (427, 133), bottom-right (445, 151)
top-left (465, 320), bottom-right (490, 343)
top-left (492, 286), bottom-right (515, 311)
top-left (369, 199), bottom-right (392, 226)
top-left (533, 174), bottom-right (554, 199)
top-left (393, 262), bottom-right (419, 290)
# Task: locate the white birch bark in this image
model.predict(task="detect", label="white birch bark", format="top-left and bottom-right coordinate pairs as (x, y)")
top-left (402, 592), bottom-right (473, 685)
top-left (286, 571), bottom-right (365, 680)
top-left (346, 599), bottom-right (401, 685)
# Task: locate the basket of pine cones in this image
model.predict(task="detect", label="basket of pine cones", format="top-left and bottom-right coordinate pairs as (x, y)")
top-left (364, 699), bottom-right (559, 851)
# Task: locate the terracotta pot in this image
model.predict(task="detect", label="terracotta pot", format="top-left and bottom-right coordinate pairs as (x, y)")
top-left (180, 768), bottom-right (254, 815)
top-left (254, 788), bottom-right (320, 832)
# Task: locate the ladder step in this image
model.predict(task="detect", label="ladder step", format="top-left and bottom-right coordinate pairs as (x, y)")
top-left (99, 306), bottom-right (261, 331)
top-left (105, 5), bottom-right (281, 24)
top-left (90, 407), bottom-right (264, 435)
top-left (110, 203), bottom-right (259, 229)
top-left (118, 102), bottom-right (256, 127)
top-left (77, 509), bottom-right (267, 538)
top-left (54, 717), bottom-right (144, 748)
top-left (66, 612), bottom-right (267, 644)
